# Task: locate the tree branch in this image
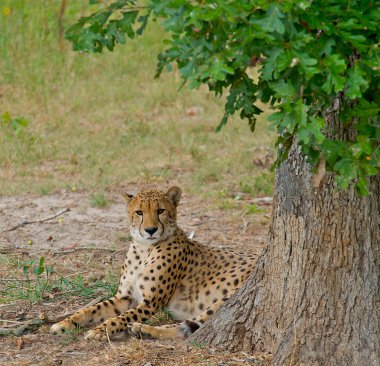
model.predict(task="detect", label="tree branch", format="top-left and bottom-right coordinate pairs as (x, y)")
top-left (5, 208), bottom-right (70, 232)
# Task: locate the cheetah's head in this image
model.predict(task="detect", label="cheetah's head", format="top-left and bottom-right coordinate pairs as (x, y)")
top-left (122, 186), bottom-right (182, 245)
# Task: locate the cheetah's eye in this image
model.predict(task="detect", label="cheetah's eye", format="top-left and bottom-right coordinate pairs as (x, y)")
top-left (157, 209), bottom-right (165, 214)
top-left (135, 210), bottom-right (143, 216)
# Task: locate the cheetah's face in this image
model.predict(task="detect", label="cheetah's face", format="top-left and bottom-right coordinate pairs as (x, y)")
top-left (123, 186), bottom-right (182, 245)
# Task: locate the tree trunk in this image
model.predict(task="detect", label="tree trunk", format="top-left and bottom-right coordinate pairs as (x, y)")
top-left (192, 107), bottom-right (380, 365)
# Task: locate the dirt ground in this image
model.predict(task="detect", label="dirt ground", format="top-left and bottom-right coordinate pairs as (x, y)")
top-left (0, 186), bottom-right (271, 366)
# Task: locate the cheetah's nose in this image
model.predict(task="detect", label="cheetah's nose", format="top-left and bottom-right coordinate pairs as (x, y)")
top-left (145, 227), bottom-right (158, 236)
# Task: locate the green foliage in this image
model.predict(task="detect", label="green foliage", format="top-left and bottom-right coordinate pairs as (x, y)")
top-left (66, 0), bottom-right (380, 194)
top-left (65, 0), bottom-right (150, 52)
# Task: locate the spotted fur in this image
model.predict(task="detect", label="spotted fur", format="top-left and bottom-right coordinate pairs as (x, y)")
top-left (51, 186), bottom-right (256, 340)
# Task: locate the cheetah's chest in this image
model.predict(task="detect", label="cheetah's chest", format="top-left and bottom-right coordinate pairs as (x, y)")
top-left (120, 244), bottom-right (151, 305)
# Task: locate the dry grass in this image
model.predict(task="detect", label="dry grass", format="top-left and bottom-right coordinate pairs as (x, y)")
top-left (88, 339), bottom-right (273, 366)
top-left (0, 0), bottom-right (275, 200)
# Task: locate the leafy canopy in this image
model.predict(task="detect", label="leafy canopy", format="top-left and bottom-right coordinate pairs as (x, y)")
top-left (66, 0), bottom-right (380, 194)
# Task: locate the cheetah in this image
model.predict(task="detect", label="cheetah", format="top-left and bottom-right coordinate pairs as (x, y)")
top-left (51, 186), bottom-right (256, 340)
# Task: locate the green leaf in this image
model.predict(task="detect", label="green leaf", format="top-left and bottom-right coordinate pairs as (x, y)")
top-left (346, 64), bottom-right (368, 99)
top-left (262, 5), bottom-right (285, 34)
top-left (261, 48), bottom-right (291, 80)
top-left (33, 256), bottom-right (45, 277)
top-left (23, 265), bottom-right (29, 278)
top-left (215, 114), bottom-right (229, 132)
top-left (319, 38), bottom-right (335, 56)
top-left (271, 80), bottom-right (296, 98)
top-left (334, 158), bottom-right (357, 180)
top-left (208, 58), bottom-right (234, 81)
top-left (118, 10), bottom-right (138, 37)
top-left (354, 176), bottom-right (369, 195)
top-left (322, 54), bottom-right (347, 93)
top-left (296, 52), bottom-right (319, 79)
top-left (136, 11), bottom-right (151, 36)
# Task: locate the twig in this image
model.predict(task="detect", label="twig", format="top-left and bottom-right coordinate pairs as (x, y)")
top-left (105, 327), bottom-right (115, 349)
top-left (53, 246), bottom-right (119, 255)
top-left (64, 270), bottom-right (89, 278)
top-left (0, 296), bottom-right (103, 337)
top-left (192, 218), bottom-right (219, 226)
top-left (0, 319), bottom-right (20, 324)
top-left (250, 197), bottom-right (273, 204)
top-left (0, 318), bottom-right (47, 337)
top-left (5, 208), bottom-right (70, 232)
top-left (0, 245), bottom-right (120, 255)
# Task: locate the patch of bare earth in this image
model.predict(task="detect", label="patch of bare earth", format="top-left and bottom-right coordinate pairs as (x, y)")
top-left (0, 187), bottom-right (271, 366)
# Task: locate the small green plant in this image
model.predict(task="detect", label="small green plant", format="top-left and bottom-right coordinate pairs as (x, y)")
top-left (90, 193), bottom-right (109, 207)
top-left (244, 203), bottom-right (264, 215)
top-left (17, 256), bottom-right (55, 302)
top-left (22, 256), bottom-right (54, 279)
top-left (0, 111), bottom-right (29, 137)
top-left (216, 190), bottom-right (237, 210)
top-left (189, 339), bottom-right (207, 349)
top-left (0, 255), bottom-right (118, 304)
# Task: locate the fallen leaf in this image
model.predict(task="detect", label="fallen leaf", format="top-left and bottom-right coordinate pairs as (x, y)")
top-left (186, 106), bottom-right (203, 117)
top-left (16, 336), bottom-right (25, 350)
top-left (62, 243), bottom-right (79, 250)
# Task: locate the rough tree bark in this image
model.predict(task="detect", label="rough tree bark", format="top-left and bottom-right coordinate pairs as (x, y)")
top-left (192, 101), bottom-right (380, 366)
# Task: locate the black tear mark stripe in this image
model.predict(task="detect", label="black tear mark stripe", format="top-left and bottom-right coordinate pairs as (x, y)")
top-left (139, 214), bottom-right (144, 237)
top-left (158, 216), bottom-right (165, 236)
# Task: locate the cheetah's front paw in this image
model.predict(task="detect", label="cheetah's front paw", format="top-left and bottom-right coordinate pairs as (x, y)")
top-left (50, 320), bottom-right (76, 335)
top-left (129, 322), bottom-right (142, 337)
top-left (84, 327), bottom-right (108, 341)
top-left (129, 322), bottom-right (151, 339)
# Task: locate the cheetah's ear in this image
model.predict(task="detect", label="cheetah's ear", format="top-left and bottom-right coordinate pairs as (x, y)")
top-left (122, 192), bottom-right (134, 205)
top-left (166, 186), bottom-right (182, 206)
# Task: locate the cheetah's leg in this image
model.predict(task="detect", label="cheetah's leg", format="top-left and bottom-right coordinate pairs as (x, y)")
top-left (84, 301), bottom-right (158, 341)
top-left (131, 295), bottom-right (231, 340)
top-left (130, 322), bottom-right (179, 339)
top-left (51, 296), bottom-right (132, 335)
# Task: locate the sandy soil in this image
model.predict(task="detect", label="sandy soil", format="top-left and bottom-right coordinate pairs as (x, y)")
top-left (0, 188), bottom-right (271, 366)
